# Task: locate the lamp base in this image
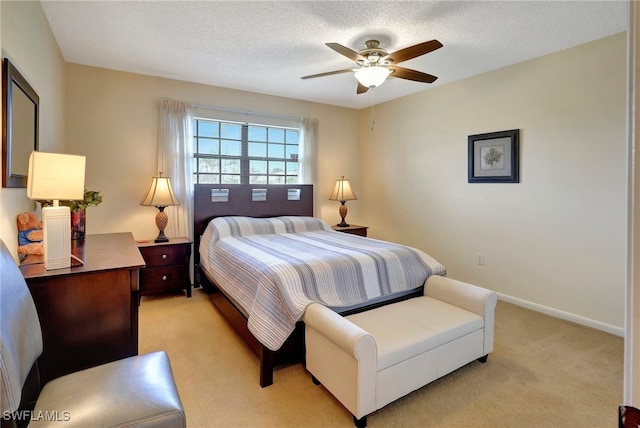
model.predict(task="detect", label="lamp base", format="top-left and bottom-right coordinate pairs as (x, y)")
top-left (154, 233), bottom-right (169, 244)
top-left (42, 205), bottom-right (71, 270)
top-left (154, 207), bottom-right (170, 243)
top-left (337, 201), bottom-right (350, 228)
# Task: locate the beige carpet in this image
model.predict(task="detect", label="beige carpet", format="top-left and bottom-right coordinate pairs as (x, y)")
top-left (139, 289), bottom-right (623, 428)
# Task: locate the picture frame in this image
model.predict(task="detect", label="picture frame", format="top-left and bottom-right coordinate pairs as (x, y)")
top-left (468, 129), bottom-right (519, 183)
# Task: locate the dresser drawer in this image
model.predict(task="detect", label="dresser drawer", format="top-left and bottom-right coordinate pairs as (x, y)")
top-left (140, 266), bottom-right (187, 295)
top-left (139, 245), bottom-right (186, 268)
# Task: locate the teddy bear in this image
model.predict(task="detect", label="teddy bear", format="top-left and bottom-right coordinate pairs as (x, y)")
top-left (17, 211), bottom-right (44, 256)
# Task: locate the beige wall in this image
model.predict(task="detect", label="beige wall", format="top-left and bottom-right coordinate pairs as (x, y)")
top-left (64, 64), bottom-right (360, 241)
top-left (359, 33), bottom-right (627, 332)
top-left (0, 0), bottom-right (66, 260)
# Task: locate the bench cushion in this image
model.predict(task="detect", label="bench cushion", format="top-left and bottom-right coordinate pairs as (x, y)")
top-left (346, 297), bottom-right (484, 371)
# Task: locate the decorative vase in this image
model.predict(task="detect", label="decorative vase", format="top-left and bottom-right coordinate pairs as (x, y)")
top-left (71, 208), bottom-right (86, 240)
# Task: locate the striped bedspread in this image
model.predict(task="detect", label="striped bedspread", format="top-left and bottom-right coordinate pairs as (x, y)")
top-left (200, 216), bottom-right (446, 351)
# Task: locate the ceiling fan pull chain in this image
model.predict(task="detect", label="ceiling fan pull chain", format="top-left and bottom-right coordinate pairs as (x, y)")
top-left (370, 88), bottom-right (376, 131)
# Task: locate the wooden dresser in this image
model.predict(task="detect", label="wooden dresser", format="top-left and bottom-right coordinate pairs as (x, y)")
top-left (19, 232), bottom-right (145, 383)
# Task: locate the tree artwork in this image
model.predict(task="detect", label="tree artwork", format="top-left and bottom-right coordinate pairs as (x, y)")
top-left (482, 147), bottom-right (503, 169)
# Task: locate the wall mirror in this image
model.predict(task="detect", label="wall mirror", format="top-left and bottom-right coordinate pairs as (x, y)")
top-left (2, 58), bottom-right (39, 188)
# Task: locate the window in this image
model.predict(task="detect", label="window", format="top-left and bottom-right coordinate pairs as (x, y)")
top-left (193, 118), bottom-right (300, 184)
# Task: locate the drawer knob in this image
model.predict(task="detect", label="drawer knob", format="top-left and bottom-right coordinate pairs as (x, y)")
top-left (162, 254), bottom-right (167, 259)
top-left (162, 275), bottom-right (167, 281)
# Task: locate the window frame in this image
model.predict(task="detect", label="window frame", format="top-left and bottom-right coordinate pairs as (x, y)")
top-left (192, 117), bottom-right (300, 185)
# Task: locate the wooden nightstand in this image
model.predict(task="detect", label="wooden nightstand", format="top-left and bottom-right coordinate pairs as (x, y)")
top-left (137, 238), bottom-right (192, 298)
top-left (331, 224), bottom-right (368, 237)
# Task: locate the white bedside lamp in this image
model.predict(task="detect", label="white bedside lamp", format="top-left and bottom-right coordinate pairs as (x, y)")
top-left (27, 151), bottom-right (86, 270)
top-left (328, 176), bottom-right (358, 227)
top-left (140, 173), bottom-right (180, 243)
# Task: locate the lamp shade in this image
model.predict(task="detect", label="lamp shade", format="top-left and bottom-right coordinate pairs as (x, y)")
top-left (27, 151), bottom-right (86, 201)
top-left (354, 66), bottom-right (391, 88)
top-left (329, 176), bottom-right (357, 202)
top-left (140, 175), bottom-right (179, 207)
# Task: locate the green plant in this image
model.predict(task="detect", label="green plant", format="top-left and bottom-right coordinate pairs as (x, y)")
top-left (38, 188), bottom-right (103, 212)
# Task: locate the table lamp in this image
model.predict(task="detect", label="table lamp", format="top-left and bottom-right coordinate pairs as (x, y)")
top-left (140, 173), bottom-right (179, 243)
top-left (329, 176), bottom-right (357, 227)
top-left (27, 151), bottom-right (86, 270)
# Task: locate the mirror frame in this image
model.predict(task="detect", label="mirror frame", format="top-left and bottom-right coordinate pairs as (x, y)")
top-left (2, 57), bottom-right (39, 188)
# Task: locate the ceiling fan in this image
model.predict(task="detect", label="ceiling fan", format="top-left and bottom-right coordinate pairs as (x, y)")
top-left (301, 39), bottom-right (443, 94)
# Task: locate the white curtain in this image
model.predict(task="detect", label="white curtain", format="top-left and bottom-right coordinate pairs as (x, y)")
top-left (299, 117), bottom-right (318, 185)
top-left (158, 98), bottom-right (194, 240)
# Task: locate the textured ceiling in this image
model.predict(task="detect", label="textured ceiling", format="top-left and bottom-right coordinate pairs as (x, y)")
top-left (41, 1), bottom-right (629, 109)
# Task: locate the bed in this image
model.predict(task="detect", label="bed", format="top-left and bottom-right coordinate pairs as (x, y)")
top-left (193, 184), bottom-right (446, 387)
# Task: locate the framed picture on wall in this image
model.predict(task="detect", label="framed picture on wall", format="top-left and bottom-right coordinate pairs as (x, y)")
top-left (468, 129), bottom-right (519, 183)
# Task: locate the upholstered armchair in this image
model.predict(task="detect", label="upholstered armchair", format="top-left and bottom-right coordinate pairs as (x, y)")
top-left (0, 240), bottom-right (186, 428)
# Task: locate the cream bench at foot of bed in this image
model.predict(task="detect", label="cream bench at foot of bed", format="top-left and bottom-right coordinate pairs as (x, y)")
top-left (303, 275), bottom-right (497, 428)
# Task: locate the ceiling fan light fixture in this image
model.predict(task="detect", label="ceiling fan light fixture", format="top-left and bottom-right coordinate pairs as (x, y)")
top-left (354, 66), bottom-right (390, 88)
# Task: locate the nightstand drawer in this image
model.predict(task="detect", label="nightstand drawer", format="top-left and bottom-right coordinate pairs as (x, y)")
top-left (139, 245), bottom-right (187, 268)
top-left (140, 266), bottom-right (187, 294)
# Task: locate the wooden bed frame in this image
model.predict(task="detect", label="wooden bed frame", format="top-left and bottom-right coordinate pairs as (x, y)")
top-left (193, 184), bottom-right (314, 387)
top-left (193, 183), bottom-right (423, 387)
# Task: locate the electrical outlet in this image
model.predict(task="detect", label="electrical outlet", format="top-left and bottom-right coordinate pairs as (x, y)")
top-left (476, 253), bottom-right (485, 265)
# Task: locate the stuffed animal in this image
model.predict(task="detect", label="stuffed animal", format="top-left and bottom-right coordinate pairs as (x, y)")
top-left (17, 212), bottom-right (43, 256)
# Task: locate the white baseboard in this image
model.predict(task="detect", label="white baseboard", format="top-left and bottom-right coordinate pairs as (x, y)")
top-left (496, 292), bottom-right (624, 337)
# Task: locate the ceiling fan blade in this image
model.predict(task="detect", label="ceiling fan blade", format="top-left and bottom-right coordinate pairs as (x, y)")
top-left (301, 69), bottom-right (353, 80)
top-left (388, 66), bottom-right (438, 83)
top-left (382, 40), bottom-right (443, 64)
top-left (326, 42), bottom-right (365, 62)
top-left (356, 83), bottom-right (369, 94)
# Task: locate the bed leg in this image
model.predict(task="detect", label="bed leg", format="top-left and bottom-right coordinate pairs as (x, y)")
top-left (353, 415), bottom-right (367, 428)
top-left (259, 347), bottom-right (274, 387)
top-left (477, 355), bottom-right (488, 363)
